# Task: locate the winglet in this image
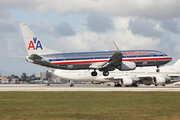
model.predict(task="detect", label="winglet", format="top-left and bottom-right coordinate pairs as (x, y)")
top-left (112, 41), bottom-right (120, 51)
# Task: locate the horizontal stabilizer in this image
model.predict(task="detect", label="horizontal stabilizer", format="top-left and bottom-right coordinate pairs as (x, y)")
top-left (28, 54), bottom-right (43, 60)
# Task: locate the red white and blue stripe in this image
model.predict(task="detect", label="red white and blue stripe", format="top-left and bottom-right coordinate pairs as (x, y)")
top-left (42, 50), bottom-right (172, 67)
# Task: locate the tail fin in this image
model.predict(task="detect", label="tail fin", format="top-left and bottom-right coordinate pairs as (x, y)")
top-left (20, 23), bottom-right (59, 56)
top-left (172, 59), bottom-right (180, 66)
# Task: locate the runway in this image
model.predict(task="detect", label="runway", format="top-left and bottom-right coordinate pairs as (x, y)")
top-left (0, 84), bottom-right (180, 91)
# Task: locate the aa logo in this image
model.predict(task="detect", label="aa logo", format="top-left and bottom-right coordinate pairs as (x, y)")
top-left (28, 37), bottom-right (43, 50)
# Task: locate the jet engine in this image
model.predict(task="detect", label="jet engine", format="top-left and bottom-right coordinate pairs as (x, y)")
top-left (120, 77), bottom-right (135, 85)
top-left (119, 61), bottom-right (136, 71)
top-left (153, 76), bottom-right (166, 86)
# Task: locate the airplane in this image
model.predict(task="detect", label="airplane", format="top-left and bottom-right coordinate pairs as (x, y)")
top-left (20, 23), bottom-right (172, 76)
top-left (54, 59), bottom-right (180, 87)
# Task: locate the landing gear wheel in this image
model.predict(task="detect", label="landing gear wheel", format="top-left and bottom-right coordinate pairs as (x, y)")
top-left (114, 82), bottom-right (122, 87)
top-left (91, 71), bottom-right (97, 76)
top-left (155, 84), bottom-right (158, 86)
top-left (70, 84), bottom-right (74, 87)
top-left (156, 69), bottom-right (160, 72)
top-left (103, 71), bottom-right (109, 76)
top-left (70, 81), bottom-right (74, 87)
top-left (132, 84), bottom-right (139, 87)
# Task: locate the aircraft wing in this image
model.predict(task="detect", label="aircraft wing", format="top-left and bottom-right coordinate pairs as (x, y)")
top-left (101, 51), bottom-right (122, 68)
top-left (89, 50), bottom-right (122, 70)
top-left (105, 74), bottom-right (180, 80)
top-left (104, 74), bottom-right (180, 85)
top-left (107, 51), bottom-right (122, 66)
top-left (102, 41), bottom-right (122, 68)
top-left (98, 42), bottom-right (123, 70)
top-left (167, 74), bottom-right (180, 78)
top-left (104, 75), bottom-right (139, 80)
top-left (136, 74), bottom-right (180, 79)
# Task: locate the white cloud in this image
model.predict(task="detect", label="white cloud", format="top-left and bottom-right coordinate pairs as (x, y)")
top-left (113, 17), bottom-right (132, 31)
top-left (54, 18), bottom-right (161, 53)
top-left (0, 0), bottom-right (180, 20)
top-left (29, 0), bottom-right (180, 19)
top-left (0, 0), bottom-right (180, 76)
top-left (128, 18), bottom-right (164, 38)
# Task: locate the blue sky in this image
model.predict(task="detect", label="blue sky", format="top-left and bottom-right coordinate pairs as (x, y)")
top-left (0, 0), bottom-right (180, 77)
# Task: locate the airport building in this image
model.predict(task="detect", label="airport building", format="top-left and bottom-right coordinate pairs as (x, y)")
top-left (0, 70), bottom-right (68, 84)
top-left (0, 77), bottom-right (19, 84)
top-left (35, 70), bottom-right (68, 84)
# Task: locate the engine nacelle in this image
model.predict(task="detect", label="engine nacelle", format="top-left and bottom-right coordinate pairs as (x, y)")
top-left (120, 77), bottom-right (134, 85)
top-left (153, 76), bottom-right (166, 85)
top-left (120, 61), bottom-right (136, 71)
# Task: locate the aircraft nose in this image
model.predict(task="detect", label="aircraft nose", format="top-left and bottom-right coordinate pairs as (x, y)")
top-left (169, 56), bottom-right (172, 61)
top-left (54, 70), bottom-right (60, 77)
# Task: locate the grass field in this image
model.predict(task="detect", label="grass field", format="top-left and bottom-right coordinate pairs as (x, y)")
top-left (0, 92), bottom-right (180, 120)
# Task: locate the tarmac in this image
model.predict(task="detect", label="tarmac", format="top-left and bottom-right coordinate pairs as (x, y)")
top-left (0, 84), bottom-right (180, 91)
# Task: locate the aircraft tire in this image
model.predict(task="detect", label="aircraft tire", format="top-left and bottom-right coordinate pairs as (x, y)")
top-left (103, 71), bottom-right (109, 76)
top-left (70, 84), bottom-right (74, 87)
top-left (133, 84), bottom-right (139, 87)
top-left (156, 69), bottom-right (160, 72)
top-left (114, 83), bottom-right (122, 87)
top-left (91, 71), bottom-right (97, 76)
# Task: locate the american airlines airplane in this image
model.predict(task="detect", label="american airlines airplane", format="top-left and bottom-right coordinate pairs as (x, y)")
top-left (54, 59), bottom-right (180, 87)
top-left (20, 23), bottom-right (172, 76)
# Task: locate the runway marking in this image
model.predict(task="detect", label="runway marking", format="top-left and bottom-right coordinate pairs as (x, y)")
top-left (33, 88), bottom-right (47, 91)
top-left (12, 88), bottom-right (47, 91)
top-left (1, 84), bottom-right (179, 91)
top-left (154, 89), bottom-right (175, 92)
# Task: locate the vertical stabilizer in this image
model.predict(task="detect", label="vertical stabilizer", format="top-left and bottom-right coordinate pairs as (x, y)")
top-left (172, 59), bottom-right (180, 66)
top-left (20, 23), bottom-right (59, 55)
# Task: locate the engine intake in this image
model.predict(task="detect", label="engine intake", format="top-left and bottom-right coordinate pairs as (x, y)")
top-left (153, 76), bottom-right (166, 85)
top-left (120, 77), bottom-right (135, 85)
top-left (119, 61), bottom-right (136, 71)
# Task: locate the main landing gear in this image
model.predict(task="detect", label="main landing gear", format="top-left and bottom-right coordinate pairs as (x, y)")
top-left (91, 71), bottom-right (97, 76)
top-left (70, 81), bottom-right (74, 87)
top-left (91, 70), bottom-right (109, 76)
top-left (114, 82), bottom-right (122, 87)
top-left (103, 71), bottom-right (109, 76)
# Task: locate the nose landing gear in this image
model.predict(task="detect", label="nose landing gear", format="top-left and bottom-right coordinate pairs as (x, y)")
top-left (156, 69), bottom-right (160, 72)
top-left (156, 66), bottom-right (160, 72)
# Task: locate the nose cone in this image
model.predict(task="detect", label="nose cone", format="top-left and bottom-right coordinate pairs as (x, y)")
top-left (53, 69), bottom-right (69, 80)
top-left (54, 69), bottom-right (61, 77)
top-left (170, 57), bottom-right (172, 61)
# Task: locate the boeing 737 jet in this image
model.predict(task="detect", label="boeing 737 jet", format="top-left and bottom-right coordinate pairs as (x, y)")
top-left (20, 23), bottom-right (172, 76)
top-left (54, 59), bottom-right (180, 87)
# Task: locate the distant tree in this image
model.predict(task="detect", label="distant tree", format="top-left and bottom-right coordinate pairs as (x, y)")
top-left (11, 74), bottom-right (19, 78)
top-left (21, 73), bottom-right (27, 81)
top-left (30, 74), bottom-right (36, 80)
